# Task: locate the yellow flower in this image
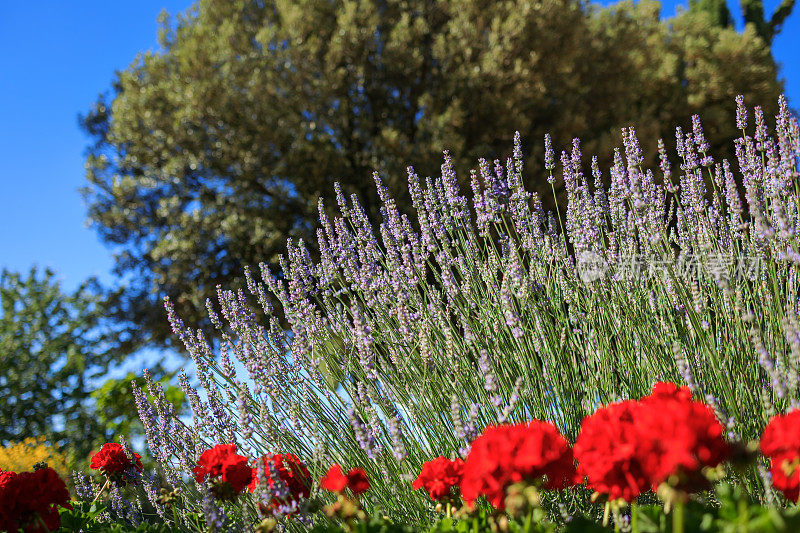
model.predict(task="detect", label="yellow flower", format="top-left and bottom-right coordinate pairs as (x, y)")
top-left (0, 436), bottom-right (70, 478)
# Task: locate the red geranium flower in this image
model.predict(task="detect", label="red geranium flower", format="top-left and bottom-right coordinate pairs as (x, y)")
top-left (460, 421), bottom-right (576, 509)
top-left (248, 453), bottom-right (311, 513)
top-left (90, 443), bottom-right (143, 483)
top-left (647, 382), bottom-right (693, 402)
top-left (638, 383), bottom-right (730, 491)
top-left (346, 468), bottom-right (370, 495)
top-left (192, 444), bottom-right (252, 500)
top-left (761, 410), bottom-right (800, 502)
top-left (0, 467), bottom-right (71, 533)
top-left (320, 464), bottom-right (370, 495)
top-left (575, 384), bottom-right (731, 502)
top-left (574, 400), bottom-right (651, 502)
top-left (320, 464), bottom-right (348, 492)
top-left (0, 470), bottom-right (19, 532)
top-left (412, 456), bottom-right (465, 501)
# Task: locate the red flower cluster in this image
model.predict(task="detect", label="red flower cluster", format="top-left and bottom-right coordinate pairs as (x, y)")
top-left (0, 467), bottom-right (71, 533)
top-left (639, 383), bottom-right (730, 490)
top-left (573, 400), bottom-right (651, 501)
top-left (192, 444), bottom-right (252, 500)
top-left (248, 453), bottom-right (311, 511)
top-left (574, 383), bottom-right (730, 502)
top-left (460, 421), bottom-right (576, 509)
top-left (760, 410), bottom-right (800, 502)
top-left (412, 456), bottom-right (465, 501)
top-left (90, 443), bottom-right (143, 483)
top-left (320, 465), bottom-right (370, 495)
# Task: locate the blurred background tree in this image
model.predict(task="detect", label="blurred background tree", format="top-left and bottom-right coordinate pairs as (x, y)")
top-left (81, 0), bottom-right (790, 347)
top-left (739, 0), bottom-right (795, 43)
top-left (91, 368), bottom-right (185, 441)
top-left (0, 268), bottom-right (124, 455)
top-left (0, 267), bottom-right (185, 468)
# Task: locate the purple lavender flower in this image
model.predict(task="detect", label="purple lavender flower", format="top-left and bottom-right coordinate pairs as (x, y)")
top-left (736, 94), bottom-right (747, 130)
top-left (134, 95), bottom-right (800, 521)
top-left (545, 133), bottom-right (555, 176)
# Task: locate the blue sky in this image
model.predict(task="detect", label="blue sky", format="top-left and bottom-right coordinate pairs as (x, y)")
top-left (0, 1), bottom-right (193, 291)
top-left (0, 0), bottom-right (797, 296)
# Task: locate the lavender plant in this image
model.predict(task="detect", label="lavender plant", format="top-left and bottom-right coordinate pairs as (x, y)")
top-left (134, 96), bottom-right (800, 529)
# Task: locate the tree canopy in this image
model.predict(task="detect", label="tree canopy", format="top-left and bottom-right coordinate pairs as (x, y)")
top-left (689, 0), bottom-right (795, 40)
top-left (0, 267), bottom-right (185, 463)
top-left (81, 0), bottom-right (787, 346)
top-left (0, 268), bottom-right (126, 457)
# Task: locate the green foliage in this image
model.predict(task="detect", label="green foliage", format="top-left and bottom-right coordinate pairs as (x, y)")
top-left (59, 501), bottom-right (180, 532)
top-left (689, 0), bottom-right (733, 29)
top-left (56, 485), bottom-right (800, 532)
top-left (687, 0), bottom-right (797, 45)
top-left (81, 0), bottom-right (784, 347)
top-left (308, 516), bottom-right (418, 533)
top-left (0, 268), bottom-right (133, 460)
top-left (709, 483), bottom-right (800, 533)
top-left (738, 0), bottom-right (796, 44)
top-left (91, 368), bottom-right (186, 449)
top-left (628, 484), bottom-right (800, 533)
top-left (426, 509), bottom-right (560, 533)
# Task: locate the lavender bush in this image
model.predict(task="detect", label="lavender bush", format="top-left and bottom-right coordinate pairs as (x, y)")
top-left (133, 96), bottom-right (800, 528)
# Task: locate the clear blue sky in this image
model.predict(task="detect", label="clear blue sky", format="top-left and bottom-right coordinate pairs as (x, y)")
top-left (0, 0), bottom-right (798, 294)
top-left (0, 1), bottom-right (194, 291)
